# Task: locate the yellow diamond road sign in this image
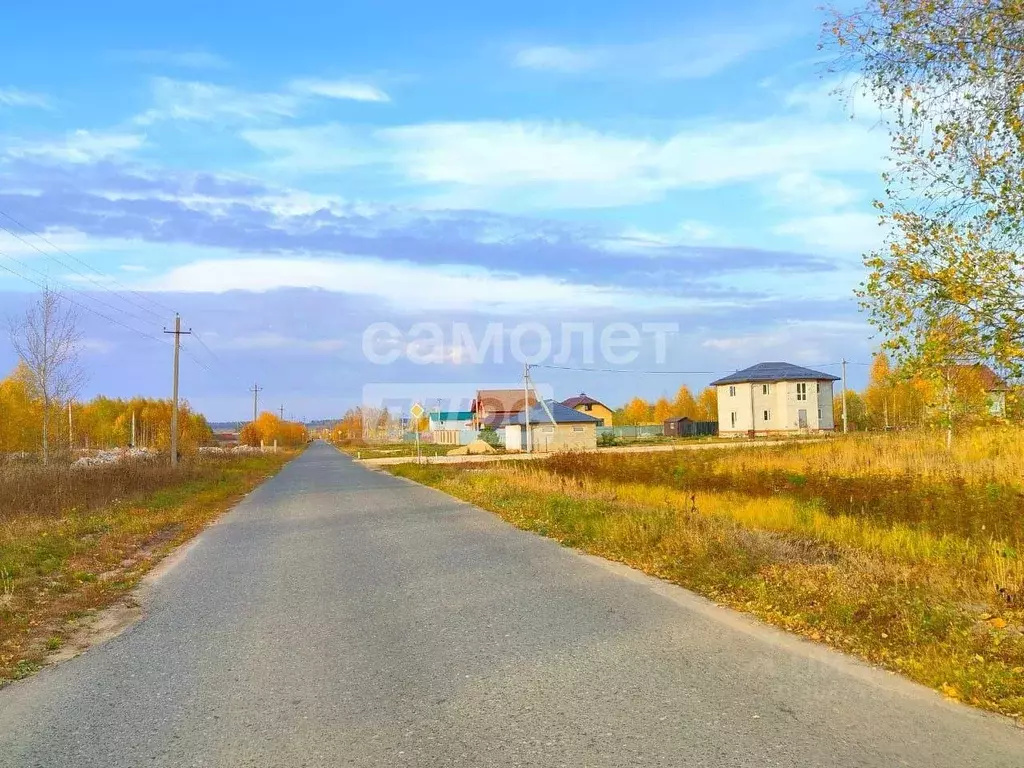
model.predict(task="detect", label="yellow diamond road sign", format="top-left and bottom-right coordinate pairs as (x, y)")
top-left (410, 402), bottom-right (425, 419)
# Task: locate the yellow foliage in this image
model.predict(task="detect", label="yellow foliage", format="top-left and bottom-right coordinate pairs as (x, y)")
top-left (0, 365), bottom-right (214, 456)
top-left (242, 411), bottom-right (308, 448)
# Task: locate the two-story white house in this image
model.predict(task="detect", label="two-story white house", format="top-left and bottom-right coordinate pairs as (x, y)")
top-left (711, 362), bottom-right (840, 437)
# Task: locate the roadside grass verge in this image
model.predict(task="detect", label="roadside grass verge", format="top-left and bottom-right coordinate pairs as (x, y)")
top-left (389, 445), bottom-right (1024, 720)
top-left (337, 443), bottom-right (456, 460)
top-left (0, 452), bottom-right (294, 684)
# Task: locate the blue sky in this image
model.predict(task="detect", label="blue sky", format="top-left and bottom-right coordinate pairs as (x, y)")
top-left (0, 0), bottom-right (886, 420)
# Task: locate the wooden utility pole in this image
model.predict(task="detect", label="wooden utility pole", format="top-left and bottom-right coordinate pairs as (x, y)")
top-left (523, 363), bottom-right (531, 454)
top-left (68, 401), bottom-right (73, 451)
top-left (164, 313), bottom-right (192, 467)
top-left (250, 383), bottom-right (262, 422)
top-left (841, 358), bottom-right (849, 434)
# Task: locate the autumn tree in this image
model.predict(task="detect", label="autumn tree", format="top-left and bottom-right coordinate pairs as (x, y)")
top-left (671, 385), bottom-right (697, 419)
top-left (8, 288), bottom-right (84, 463)
top-left (695, 387), bottom-right (718, 421)
top-left (623, 397), bottom-right (652, 426)
top-left (652, 396), bottom-right (673, 423)
top-left (829, 1), bottom-right (1024, 379)
top-left (0, 363), bottom-right (40, 453)
top-left (863, 353), bottom-right (895, 429)
top-left (834, 391), bottom-right (869, 431)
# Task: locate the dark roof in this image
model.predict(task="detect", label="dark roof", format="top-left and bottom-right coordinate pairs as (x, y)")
top-left (561, 392), bottom-right (607, 409)
top-left (663, 416), bottom-right (692, 424)
top-left (473, 389), bottom-right (536, 414)
top-left (710, 362), bottom-right (840, 386)
top-left (510, 400), bottom-right (602, 426)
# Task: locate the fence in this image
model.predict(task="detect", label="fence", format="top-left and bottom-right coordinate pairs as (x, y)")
top-left (598, 425), bottom-right (665, 439)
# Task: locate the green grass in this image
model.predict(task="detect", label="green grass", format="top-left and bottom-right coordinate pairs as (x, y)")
top-left (389, 446), bottom-right (1024, 720)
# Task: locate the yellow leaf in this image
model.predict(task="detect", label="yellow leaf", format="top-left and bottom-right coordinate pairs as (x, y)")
top-left (940, 683), bottom-right (961, 700)
top-left (989, 617), bottom-right (1008, 629)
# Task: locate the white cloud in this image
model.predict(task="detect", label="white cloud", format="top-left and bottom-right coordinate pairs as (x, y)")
top-left (215, 331), bottom-right (347, 353)
top-left (114, 50), bottom-right (229, 69)
top-left (701, 319), bottom-right (868, 363)
top-left (290, 78), bottom-right (390, 103)
top-left (603, 221), bottom-right (717, 254)
top-left (0, 87), bottom-right (50, 109)
top-left (135, 78), bottom-right (299, 125)
top-left (513, 46), bottom-right (597, 73)
top-left (243, 116), bottom-right (886, 208)
top-left (512, 28), bottom-right (786, 79)
top-left (772, 212), bottom-right (885, 255)
top-left (0, 228), bottom-right (97, 257)
top-left (4, 130), bottom-right (145, 163)
top-left (145, 256), bottom-right (731, 313)
top-left (771, 172), bottom-right (860, 211)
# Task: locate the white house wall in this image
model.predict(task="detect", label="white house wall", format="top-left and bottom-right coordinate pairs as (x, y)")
top-left (717, 380), bottom-right (836, 435)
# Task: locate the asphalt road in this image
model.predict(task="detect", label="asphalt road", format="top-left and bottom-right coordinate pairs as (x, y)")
top-left (2, 442), bottom-right (1022, 767)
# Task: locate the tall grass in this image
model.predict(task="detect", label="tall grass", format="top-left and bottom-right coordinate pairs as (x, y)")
top-left (0, 458), bottom-right (206, 521)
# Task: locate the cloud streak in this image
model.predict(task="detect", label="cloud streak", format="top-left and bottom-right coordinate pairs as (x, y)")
top-left (512, 27), bottom-right (788, 80)
top-left (0, 87), bottom-right (51, 110)
top-left (242, 114), bottom-right (886, 209)
top-left (289, 78), bottom-right (390, 103)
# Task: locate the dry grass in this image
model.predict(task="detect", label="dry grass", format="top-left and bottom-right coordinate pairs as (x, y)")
top-left (337, 442), bottom-right (486, 460)
top-left (389, 429), bottom-right (1024, 719)
top-left (0, 452), bottom-right (293, 684)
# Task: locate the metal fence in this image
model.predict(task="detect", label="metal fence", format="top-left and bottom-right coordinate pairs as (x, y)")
top-left (597, 425), bottom-right (665, 439)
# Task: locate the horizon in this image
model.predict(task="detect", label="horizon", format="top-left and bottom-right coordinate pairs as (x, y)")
top-left (1, 1), bottom-right (882, 420)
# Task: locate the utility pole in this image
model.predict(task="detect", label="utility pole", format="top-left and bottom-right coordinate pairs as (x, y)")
top-left (131, 410), bottom-right (136, 449)
top-left (68, 401), bottom-right (73, 451)
top-left (279, 404), bottom-right (285, 420)
top-left (523, 363), bottom-right (531, 454)
top-left (250, 383), bottom-right (262, 422)
top-left (164, 313), bottom-right (192, 467)
top-left (841, 358), bottom-right (849, 434)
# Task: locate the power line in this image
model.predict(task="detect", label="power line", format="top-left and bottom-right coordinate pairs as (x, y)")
top-left (535, 361), bottom-right (874, 376)
top-left (0, 222), bottom-right (166, 327)
top-left (0, 256), bottom-right (171, 346)
top-left (0, 246), bottom-right (172, 343)
top-left (0, 207), bottom-right (176, 317)
top-left (190, 332), bottom-right (227, 368)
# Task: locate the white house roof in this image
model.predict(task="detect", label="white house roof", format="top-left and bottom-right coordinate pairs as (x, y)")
top-left (710, 362), bottom-right (840, 386)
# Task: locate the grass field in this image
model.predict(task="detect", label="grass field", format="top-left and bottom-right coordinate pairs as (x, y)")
top-left (389, 427), bottom-right (1024, 719)
top-left (0, 452), bottom-right (293, 684)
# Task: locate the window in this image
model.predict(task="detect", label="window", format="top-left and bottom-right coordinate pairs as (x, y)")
top-left (572, 426), bottom-right (584, 432)
top-left (542, 426), bottom-right (554, 433)
top-left (796, 382), bottom-right (808, 401)
top-left (730, 411), bottom-right (737, 428)
top-left (816, 382), bottom-right (821, 393)
top-left (818, 408), bottom-right (822, 420)
top-left (729, 385), bottom-right (737, 397)
top-left (583, 403), bottom-right (592, 411)
top-left (762, 384), bottom-right (770, 395)
top-left (763, 409), bottom-right (771, 421)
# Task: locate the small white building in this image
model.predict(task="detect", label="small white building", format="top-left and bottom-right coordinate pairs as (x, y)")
top-left (711, 362), bottom-right (839, 437)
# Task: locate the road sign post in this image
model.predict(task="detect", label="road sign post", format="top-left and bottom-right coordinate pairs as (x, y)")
top-left (410, 402), bottom-right (425, 464)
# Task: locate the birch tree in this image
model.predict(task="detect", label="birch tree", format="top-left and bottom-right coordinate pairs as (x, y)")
top-left (8, 288), bottom-right (84, 463)
top-left (827, 0), bottom-right (1024, 375)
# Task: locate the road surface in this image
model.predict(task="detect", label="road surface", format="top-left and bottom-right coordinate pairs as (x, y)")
top-left (1, 442), bottom-right (1021, 767)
